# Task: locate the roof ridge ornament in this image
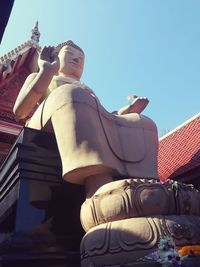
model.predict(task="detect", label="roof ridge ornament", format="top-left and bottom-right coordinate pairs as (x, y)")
top-left (0, 22), bottom-right (41, 73)
top-left (31, 21), bottom-right (40, 43)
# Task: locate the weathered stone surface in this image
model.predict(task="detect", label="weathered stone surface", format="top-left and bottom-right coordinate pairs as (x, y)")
top-left (80, 215), bottom-right (200, 267)
top-left (81, 178), bottom-right (200, 231)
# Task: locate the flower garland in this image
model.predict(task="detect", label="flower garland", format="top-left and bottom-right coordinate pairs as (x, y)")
top-left (146, 236), bottom-right (182, 267)
top-left (178, 245), bottom-right (200, 257)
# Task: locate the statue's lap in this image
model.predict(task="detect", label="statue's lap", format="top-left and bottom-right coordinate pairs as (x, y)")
top-left (27, 85), bottom-right (159, 184)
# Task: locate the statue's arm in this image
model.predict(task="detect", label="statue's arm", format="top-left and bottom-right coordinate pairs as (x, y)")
top-left (13, 46), bottom-right (59, 120)
top-left (13, 70), bottom-right (53, 120)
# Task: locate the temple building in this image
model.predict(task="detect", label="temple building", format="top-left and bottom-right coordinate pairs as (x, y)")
top-left (0, 22), bottom-right (40, 163)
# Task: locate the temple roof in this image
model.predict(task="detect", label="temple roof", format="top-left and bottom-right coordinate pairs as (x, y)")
top-left (0, 22), bottom-right (40, 164)
top-left (0, 22), bottom-right (40, 124)
top-left (158, 113), bottom-right (200, 184)
top-left (0, 22), bottom-right (40, 82)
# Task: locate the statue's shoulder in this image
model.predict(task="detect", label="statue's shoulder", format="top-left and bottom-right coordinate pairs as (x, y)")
top-left (55, 83), bottom-right (95, 95)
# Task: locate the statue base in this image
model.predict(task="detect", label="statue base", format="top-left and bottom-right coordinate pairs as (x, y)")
top-left (80, 179), bottom-right (200, 267)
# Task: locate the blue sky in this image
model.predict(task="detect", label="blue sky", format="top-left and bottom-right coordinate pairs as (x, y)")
top-left (1, 0), bottom-right (200, 136)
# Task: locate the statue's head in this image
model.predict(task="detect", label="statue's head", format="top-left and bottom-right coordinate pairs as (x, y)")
top-left (57, 40), bottom-right (85, 80)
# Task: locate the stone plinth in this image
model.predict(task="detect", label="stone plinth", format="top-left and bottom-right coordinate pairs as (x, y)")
top-left (80, 179), bottom-right (200, 267)
top-left (81, 178), bottom-right (200, 231)
top-left (81, 215), bottom-right (200, 267)
top-left (0, 127), bottom-right (85, 265)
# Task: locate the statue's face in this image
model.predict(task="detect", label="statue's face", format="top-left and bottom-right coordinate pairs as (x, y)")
top-left (58, 44), bottom-right (84, 80)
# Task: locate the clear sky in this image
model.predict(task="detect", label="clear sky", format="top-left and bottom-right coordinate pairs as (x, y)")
top-left (1, 0), bottom-right (200, 137)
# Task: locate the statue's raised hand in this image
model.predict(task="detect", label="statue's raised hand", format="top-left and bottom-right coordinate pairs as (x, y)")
top-left (118, 96), bottom-right (149, 115)
top-left (38, 46), bottom-right (60, 74)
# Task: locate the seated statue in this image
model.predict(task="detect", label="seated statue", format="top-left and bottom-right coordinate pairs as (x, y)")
top-left (13, 41), bottom-right (200, 267)
top-left (13, 40), bottom-right (159, 196)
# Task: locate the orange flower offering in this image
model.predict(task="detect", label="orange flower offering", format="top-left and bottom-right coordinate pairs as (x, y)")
top-left (178, 245), bottom-right (200, 257)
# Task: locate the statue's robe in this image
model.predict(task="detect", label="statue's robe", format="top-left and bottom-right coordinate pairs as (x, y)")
top-left (27, 84), bottom-right (159, 183)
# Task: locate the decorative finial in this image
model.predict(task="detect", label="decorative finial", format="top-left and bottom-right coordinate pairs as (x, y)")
top-left (31, 21), bottom-right (40, 42)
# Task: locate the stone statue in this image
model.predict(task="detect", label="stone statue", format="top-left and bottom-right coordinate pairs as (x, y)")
top-left (13, 40), bottom-right (158, 197)
top-left (13, 41), bottom-right (200, 267)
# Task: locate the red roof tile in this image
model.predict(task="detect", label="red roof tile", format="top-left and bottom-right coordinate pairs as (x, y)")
top-left (158, 113), bottom-right (200, 181)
